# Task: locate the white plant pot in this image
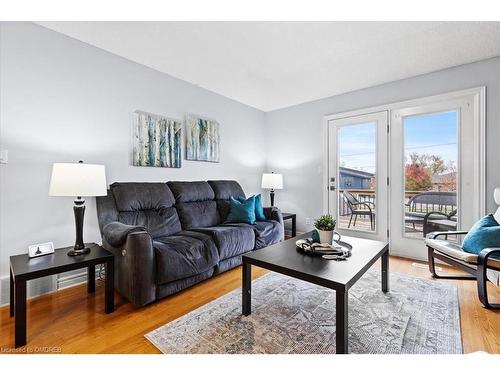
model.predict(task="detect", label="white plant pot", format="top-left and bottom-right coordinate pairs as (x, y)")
top-left (317, 229), bottom-right (334, 244)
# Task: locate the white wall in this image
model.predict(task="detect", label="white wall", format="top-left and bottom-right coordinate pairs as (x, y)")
top-left (0, 22), bottom-right (267, 283)
top-left (265, 57), bottom-right (500, 233)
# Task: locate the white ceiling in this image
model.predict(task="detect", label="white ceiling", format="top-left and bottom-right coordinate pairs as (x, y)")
top-left (37, 22), bottom-right (500, 111)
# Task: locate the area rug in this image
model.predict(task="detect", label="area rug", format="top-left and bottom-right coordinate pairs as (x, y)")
top-left (145, 271), bottom-right (462, 354)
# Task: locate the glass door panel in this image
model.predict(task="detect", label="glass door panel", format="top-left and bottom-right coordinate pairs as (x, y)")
top-left (390, 92), bottom-right (481, 260)
top-left (328, 111), bottom-right (388, 243)
top-left (403, 111), bottom-right (458, 238)
top-left (337, 122), bottom-right (377, 232)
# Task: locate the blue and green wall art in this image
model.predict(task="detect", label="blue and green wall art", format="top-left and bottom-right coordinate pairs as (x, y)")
top-left (186, 114), bottom-right (220, 163)
top-left (133, 110), bottom-right (182, 168)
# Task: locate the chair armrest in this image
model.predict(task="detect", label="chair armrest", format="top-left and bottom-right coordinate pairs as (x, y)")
top-left (352, 202), bottom-right (374, 212)
top-left (478, 247), bottom-right (500, 266)
top-left (102, 221), bottom-right (148, 247)
top-left (426, 231), bottom-right (468, 240)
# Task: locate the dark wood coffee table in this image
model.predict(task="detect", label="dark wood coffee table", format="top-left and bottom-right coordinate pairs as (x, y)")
top-left (242, 232), bottom-right (389, 354)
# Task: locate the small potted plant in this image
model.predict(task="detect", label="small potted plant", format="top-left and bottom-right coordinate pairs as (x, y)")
top-left (314, 214), bottom-right (337, 244)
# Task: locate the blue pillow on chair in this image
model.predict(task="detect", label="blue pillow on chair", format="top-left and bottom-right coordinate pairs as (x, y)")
top-left (226, 196), bottom-right (256, 224)
top-left (462, 214), bottom-right (500, 257)
top-left (236, 194), bottom-right (266, 221)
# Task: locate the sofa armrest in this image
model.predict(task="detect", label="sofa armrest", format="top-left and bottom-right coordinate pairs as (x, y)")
top-left (264, 207), bottom-right (284, 241)
top-left (264, 206), bottom-right (283, 224)
top-left (102, 221), bottom-right (147, 247)
top-left (101, 223), bottom-right (156, 307)
top-left (426, 231), bottom-right (468, 240)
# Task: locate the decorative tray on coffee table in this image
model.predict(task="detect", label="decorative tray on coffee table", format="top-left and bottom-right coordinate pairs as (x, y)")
top-left (296, 238), bottom-right (352, 258)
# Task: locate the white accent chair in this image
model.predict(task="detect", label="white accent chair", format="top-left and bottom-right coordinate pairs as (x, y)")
top-left (425, 189), bottom-right (500, 309)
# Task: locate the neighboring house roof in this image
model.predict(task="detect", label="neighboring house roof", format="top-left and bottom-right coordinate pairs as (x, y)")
top-left (431, 172), bottom-right (456, 184)
top-left (339, 166), bottom-right (374, 179)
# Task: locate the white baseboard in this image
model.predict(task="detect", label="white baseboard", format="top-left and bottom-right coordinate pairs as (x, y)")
top-left (0, 267), bottom-right (97, 307)
top-left (57, 271), bottom-right (88, 290)
top-left (0, 274), bottom-right (57, 307)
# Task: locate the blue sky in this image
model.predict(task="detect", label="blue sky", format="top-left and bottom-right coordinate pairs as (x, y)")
top-left (338, 111), bottom-right (457, 174)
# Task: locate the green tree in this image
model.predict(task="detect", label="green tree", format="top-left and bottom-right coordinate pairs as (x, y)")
top-left (407, 152), bottom-right (446, 175)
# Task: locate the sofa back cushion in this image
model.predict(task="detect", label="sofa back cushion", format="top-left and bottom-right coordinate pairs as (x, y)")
top-left (110, 182), bottom-right (182, 238)
top-left (208, 180), bottom-right (246, 222)
top-left (168, 181), bottom-right (220, 229)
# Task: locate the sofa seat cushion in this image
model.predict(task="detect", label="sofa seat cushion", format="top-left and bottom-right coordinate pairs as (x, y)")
top-left (226, 221), bottom-right (282, 249)
top-left (191, 225), bottom-right (255, 260)
top-left (426, 238), bottom-right (500, 270)
top-left (153, 233), bottom-right (219, 284)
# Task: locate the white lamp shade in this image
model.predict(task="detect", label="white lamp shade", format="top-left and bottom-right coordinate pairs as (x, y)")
top-left (261, 173), bottom-right (283, 189)
top-left (49, 163), bottom-right (107, 197)
top-left (494, 188), bottom-right (500, 205)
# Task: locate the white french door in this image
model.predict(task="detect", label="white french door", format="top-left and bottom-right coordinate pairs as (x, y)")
top-left (327, 111), bottom-right (389, 243)
top-left (325, 88), bottom-right (485, 260)
top-left (389, 94), bottom-right (484, 259)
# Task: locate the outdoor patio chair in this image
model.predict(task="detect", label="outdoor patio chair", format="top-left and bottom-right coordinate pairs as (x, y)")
top-left (406, 191), bottom-right (457, 236)
top-left (342, 190), bottom-right (375, 230)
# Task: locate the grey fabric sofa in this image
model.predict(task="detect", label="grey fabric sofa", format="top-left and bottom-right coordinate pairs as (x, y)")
top-left (96, 180), bottom-right (284, 307)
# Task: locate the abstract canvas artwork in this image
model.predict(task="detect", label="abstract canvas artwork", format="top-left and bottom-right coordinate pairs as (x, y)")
top-left (186, 114), bottom-right (220, 162)
top-left (133, 111), bottom-right (181, 168)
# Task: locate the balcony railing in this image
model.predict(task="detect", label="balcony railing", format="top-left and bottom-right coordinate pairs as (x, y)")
top-left (338, 189), bottom-right (457, 216)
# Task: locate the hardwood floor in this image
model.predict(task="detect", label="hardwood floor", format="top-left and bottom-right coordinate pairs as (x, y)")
top-left (1, 256), bottom-right (499, 354)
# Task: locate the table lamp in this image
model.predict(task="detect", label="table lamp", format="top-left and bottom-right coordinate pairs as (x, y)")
top-left (261, 172), bottom-right (283, 207)
top-left (49, 161), bottom-right (107, 256)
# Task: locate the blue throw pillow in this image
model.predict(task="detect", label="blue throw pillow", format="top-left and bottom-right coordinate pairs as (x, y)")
top-left (236, 194), bottom-right (266, 221)
top-left (254, 194), bottom-right (266, 221)
top-left (226, 196), bottom-right (256, 224)
top-left (462, 214), bottom-right (500, 258)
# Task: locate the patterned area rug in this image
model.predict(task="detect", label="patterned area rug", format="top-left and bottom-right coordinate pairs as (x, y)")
top-left (145, 271), bottom-right (462, 354)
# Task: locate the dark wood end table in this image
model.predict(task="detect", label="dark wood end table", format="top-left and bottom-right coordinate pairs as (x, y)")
top-left (9, 243), bottom-right (114, 348)
top-left (242, 232), bottom-right (389, 354)
top-left (281, 212), bottom-right (297, 237)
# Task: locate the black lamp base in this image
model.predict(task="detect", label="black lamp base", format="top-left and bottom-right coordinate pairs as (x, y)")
top-left (67, 247), bottom-right (91, 256)
top-left (270, 189), bottom-right (275, 207)
top-left (70, 197), bottom-right (89, 257)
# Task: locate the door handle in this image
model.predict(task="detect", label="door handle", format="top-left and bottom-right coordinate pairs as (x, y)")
top-left (330, 186), bottom-right (336, 191)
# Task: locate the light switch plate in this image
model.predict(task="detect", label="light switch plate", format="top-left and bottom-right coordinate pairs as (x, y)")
top-left (0, 150), bottom-right (8, 164)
